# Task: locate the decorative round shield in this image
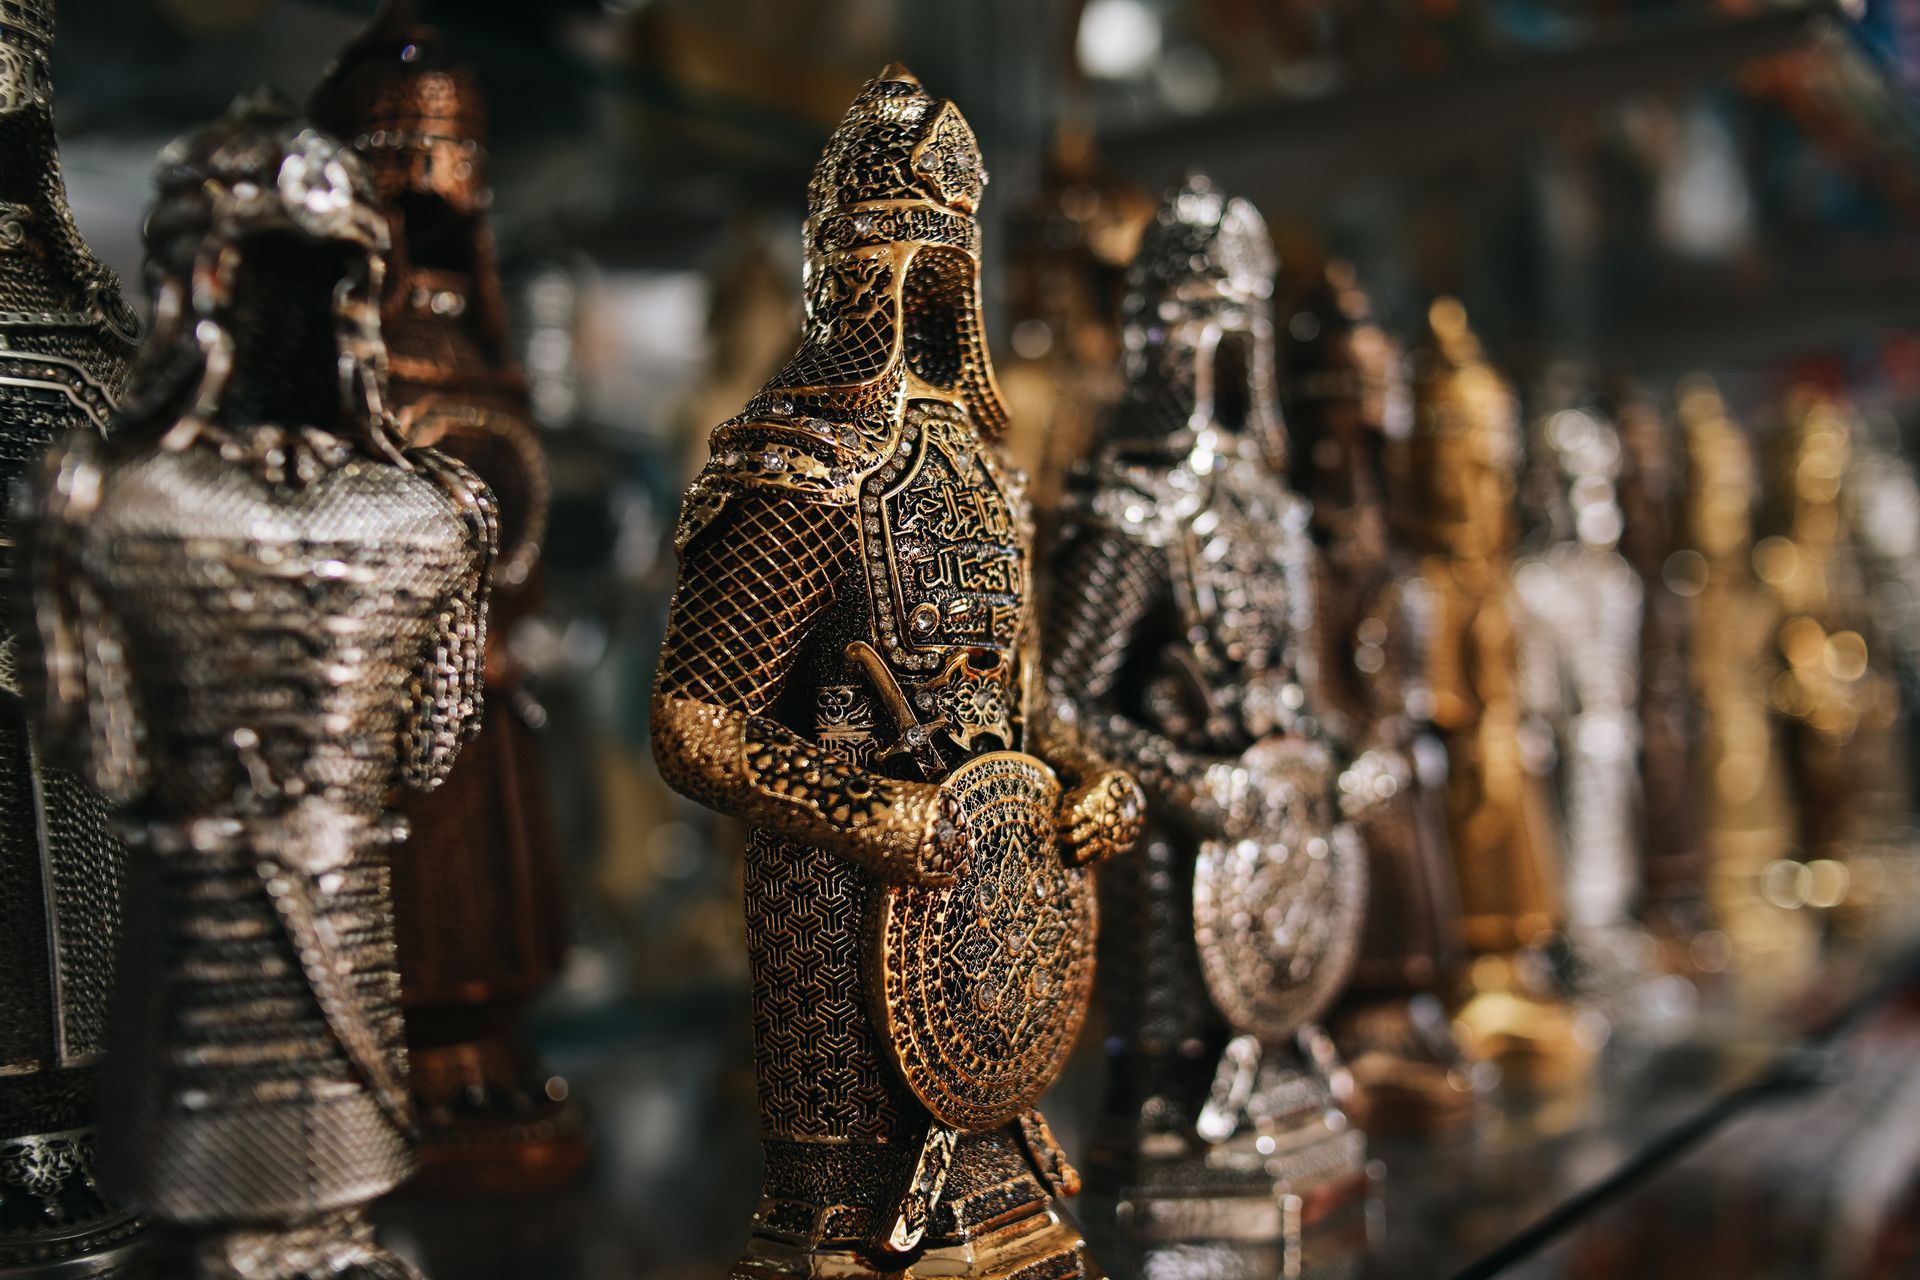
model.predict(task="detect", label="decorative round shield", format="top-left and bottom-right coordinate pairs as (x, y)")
top-left (1193, 737), bottom-right (1367, 1042)
top-left (868, 750), bottom-right (1094, 1131)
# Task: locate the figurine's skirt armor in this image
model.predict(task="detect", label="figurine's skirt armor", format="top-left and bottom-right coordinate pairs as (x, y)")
top-left (109, 828), bottom-right (409, 1222)
top-left (79, 448), bottom-right (479, 1222)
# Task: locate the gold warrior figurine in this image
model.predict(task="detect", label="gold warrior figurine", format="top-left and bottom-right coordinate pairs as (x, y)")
top-left (22, 92), bottom-right (496, 1278)
top-left (650, 67), bottom-right (1142, 1280)
top-left (1046, 177), bottom-right (1368, 1244)
top-left (1400, 299), bottom-right (1579, 1083)
top-left (311, 1), bottom-right (587, 1195)
top-left (1762, 388), bottom-right (1903, 872)
top-left (0, 0), bottom-right (143, 1273)
top-left (1285, 262), bottom-right (1472, 1134)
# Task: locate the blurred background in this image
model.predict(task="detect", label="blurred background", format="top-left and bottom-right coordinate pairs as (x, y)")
top-left (43, 0), bottom-right (1920, 1276)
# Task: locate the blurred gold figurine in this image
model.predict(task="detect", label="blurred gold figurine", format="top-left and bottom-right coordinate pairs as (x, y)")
top-left (311, 1), bottom-right (587, 1196)
top-left (650, 67), bottom-right (1141, 1280)
top-left (0, 0), bottom-right (143, 1273)
top-left (1047, 177), bottom-right (1368, 1244)
top-left (1286, 263), bottom-right (1473, 1134)
top-left (1401, 299), bottom-right (1581, 1084)
top-left (1761, 389), bottom-right (1903, 878)
top-left (1676, 381), bottom-right (1814, 992)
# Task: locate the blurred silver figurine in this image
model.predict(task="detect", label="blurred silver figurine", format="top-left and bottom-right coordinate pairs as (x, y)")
top-left (1512, 380), bottom-right (1670, 1013)
top-left (22, 92), bottom-right (496, 1279)
top-left (1047, 176), bottom-right (1368, 1245)
top-left (0, 0), bottom-right (144, 1274)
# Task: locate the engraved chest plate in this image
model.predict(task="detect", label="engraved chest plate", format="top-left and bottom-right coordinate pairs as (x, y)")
top-left (859, 401), bottom-right (1031, 753)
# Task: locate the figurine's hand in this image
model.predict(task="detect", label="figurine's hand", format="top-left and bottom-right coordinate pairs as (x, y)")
top-left (1056, 768), bottom-right (1145, 867)
top-left (1199, 757), bottom-right (1259, 842)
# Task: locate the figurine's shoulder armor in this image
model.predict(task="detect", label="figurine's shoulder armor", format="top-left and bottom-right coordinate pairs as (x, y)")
top-left (674, 384), bottom-right (907, 553)
top-left (1076, 456), bottom-right (1207, 550)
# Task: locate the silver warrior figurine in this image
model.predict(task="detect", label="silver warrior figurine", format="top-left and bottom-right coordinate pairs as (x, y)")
top-left (21, 93), bottom-right (496, 1280)
top-left (1046, 175), bottom-right (1368, 1247)
top-left (0, 0), bottom-right (143, 1274)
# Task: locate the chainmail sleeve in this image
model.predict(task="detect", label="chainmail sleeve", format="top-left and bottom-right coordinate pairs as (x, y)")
top-left (19, 436), bottom-right (148, 804)
top-left (652, 487), bottom-right (964, 886)
top-left (402, 447), bottom-right (499, 791)
top-left (1041, 516), bottom-right (1247, 841)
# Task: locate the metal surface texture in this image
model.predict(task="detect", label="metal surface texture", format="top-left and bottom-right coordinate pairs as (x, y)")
top-left (22, 91), bottom-right (496, 1279)
top-left (1043, 175), bottom-right (1365, 1242)
top-left (310, 1), bottom-right (585, 1198)
top-left (650, 65), bottom-right (1139, 1278)
top-left (1283, 261), bottom-right (1470, 1134)
top-left (0, 1), bottom-right (142, 1273)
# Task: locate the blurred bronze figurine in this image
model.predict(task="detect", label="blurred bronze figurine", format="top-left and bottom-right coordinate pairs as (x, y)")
top-left (311, 1), bottom-right (585, 1196)
top-left (1401, 300), bottom-right (1578, 1083)
top-left (1047, 177), bottom-right (1368, 1244)
top-left (998, 126), bottom-right (1151, 518)
top-left (1285, 262), bottom-right (1471, 1135)
top-left (1614, 385), bottom-right (1710, 956)
top-left (0, 0), bottom-right (143, 1274)
top-left (23, 93), bottom-right (496, 1278)
top-left (650, 67), bottom-right (1141, 1280)
top-left (1677, 380), bottom-right (1812, 993)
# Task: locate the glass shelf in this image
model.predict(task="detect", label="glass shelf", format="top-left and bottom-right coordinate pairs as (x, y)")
top-left (368, 906), bottom-right (1920, 1280)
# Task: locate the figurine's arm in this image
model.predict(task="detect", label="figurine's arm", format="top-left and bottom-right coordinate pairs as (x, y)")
top-left (652, 490), bottom-right (965, 887)
top-left (1040, 519), bottom-right (1253, 842)
top-left (18, 438), bottom-right (148, 803)
top-left (402, 448), bottom-right (500, 791)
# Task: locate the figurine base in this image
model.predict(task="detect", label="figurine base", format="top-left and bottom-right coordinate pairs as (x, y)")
top-left (1332, 997), bottom-right (1479, 1137)
top-left (0, 1125), bottom-right (146, 1279)
top-left (403, 1102), bottom-right (591, 1199)
top-left (1453, 956), bottom-right (1594, 1091)
top-left (0, 1224), bottom-right (146, 1280)
top-left (733, 1201), bottom-right (1100, 1280)
top-left (1084, 1189), bottom-right (1371, 1280)
top-left (403, 1036), bottom-right (591, 1198)
top-left (145, 1211), bottom-right (420, 1280)
top-left (1086, 1106), bottom-right (1367, 1246)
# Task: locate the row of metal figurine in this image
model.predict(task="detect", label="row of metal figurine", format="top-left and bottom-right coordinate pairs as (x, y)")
top-left (0, 3), bottom-right (1907, 1280)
